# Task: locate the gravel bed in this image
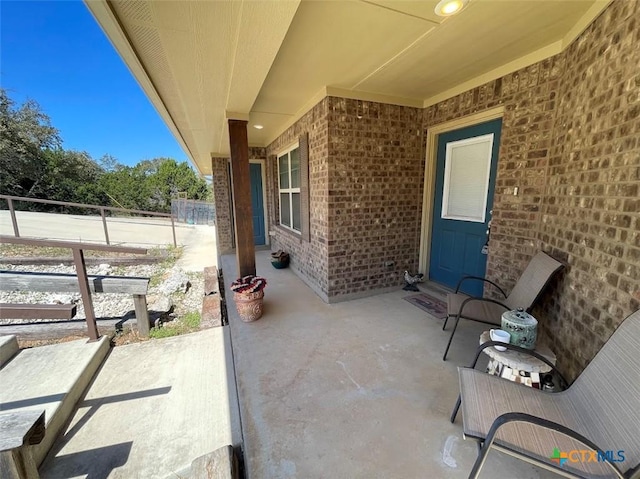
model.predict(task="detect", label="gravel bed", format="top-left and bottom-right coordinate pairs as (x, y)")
top-left (0, 262), bottom-right (203, 325)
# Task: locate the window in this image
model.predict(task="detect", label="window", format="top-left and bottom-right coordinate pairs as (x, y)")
top-left (441, 134), bottom-right (494, 223)
top-left (278, 144), bottom-right (301, 232)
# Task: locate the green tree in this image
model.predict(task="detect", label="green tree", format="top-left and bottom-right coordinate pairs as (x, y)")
top-left (1, 89), bottom-right (210, 214)
top-left (40, 149), bottom-right (105, 209)
top-left (139, 158), bottom-right (210, 212)
top-left (97, 153), bottom-right (121, 172)
top-left (98, 165), bottom-right (152, 211)
top-left (0, 88), bottom-right (61, 198)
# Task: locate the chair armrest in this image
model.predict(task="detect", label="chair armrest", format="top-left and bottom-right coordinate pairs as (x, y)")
top-left (628, 463), bottom-right (640, 479)
top-left (468, 341), bottom-right (569, 390)
top-left (454, 276), bottom-right (507, 298)
top-left (472, 412), bottom-right (626, 479)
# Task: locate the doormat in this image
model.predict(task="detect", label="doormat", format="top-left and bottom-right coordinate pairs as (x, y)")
top-left (403, 293), bottom-right (447, 320)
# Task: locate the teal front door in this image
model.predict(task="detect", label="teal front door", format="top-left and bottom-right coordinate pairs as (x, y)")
top-left (249, 162), bottom-right (265, 245)
top-left (429, 119), bottom-right (502, 296)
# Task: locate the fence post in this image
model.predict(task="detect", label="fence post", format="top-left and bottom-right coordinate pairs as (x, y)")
top-left (100, 208), bottom-right (110, 245)
top-left (133, 295), bottom-right (150, 337)
top-left (72, 248), bottom-right (99, 341)
top-left (7, 198), bottom-right (20, 237)
top-left (171, 215), bottom-right (177, 247)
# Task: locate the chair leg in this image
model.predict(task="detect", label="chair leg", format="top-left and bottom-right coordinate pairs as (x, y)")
top-left (443, 314), bottom-right (450, 330)
top-left (450, 395), bottom-right (461, 423)
top-left (442, 315), bottom-right (461, 360)
top-left (469, 440), bottom-right (492, 479)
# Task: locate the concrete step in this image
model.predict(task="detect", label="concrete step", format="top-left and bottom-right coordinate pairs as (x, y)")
top-left (40, 328), bottom-right (239, 479)
top-left (190, 446), bottom-right (239, 479)
top-left (0, 335), bottom-right (19, 368)
top-left (164, 446), bottom-right (239, 479)
top-left (0, 336), bottom-right (110, 466)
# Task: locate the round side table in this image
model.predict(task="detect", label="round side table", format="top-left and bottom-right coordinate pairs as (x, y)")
top-left (479, 331), bottom-right (556, 388)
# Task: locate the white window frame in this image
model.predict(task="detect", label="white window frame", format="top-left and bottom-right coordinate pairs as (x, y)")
top-left (277, 142), bottom-right (301, 233)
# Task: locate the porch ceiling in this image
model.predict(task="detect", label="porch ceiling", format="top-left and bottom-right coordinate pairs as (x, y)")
top-left (85, 0), bottom-right (609, 175)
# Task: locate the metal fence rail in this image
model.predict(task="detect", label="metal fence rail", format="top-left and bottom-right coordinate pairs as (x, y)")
top-left (0, 194), bottom-right (177, 247)
top-left (0, 235), bottom-right (147, 340)
top-left (171, 198), bottom-right (215, 225)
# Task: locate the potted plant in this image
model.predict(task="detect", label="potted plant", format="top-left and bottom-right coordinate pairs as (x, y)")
top-left (270, 250), bottom-right (290, 269)
top-left (230, 275), bottom-right (267, 322)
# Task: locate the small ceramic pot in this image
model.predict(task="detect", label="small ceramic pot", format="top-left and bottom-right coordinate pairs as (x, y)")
top-left (501, 309), bottom-right (538, 349)
top-left (271, 258), bottom-right (290, 269)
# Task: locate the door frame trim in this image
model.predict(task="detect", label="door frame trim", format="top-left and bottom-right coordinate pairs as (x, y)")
top-left (419, 106), bottom-right (504, 276)
top-left (249, 159), bottom-right (269, 246)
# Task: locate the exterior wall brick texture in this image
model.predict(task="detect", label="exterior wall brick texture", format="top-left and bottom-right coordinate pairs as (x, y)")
top-left (536, 0), bottom-right (640, 380)
top-left (211, 157), bottom-right (233, 253)
top-left (264, 97), bottom-right (424, 300)
top-left (326, 97), bottom-right (424, 299)
top-left (266, 99), bottom-right (330, 298)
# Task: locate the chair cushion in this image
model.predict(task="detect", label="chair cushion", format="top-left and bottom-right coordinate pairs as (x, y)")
top-left (459, 368), bottom-right (628, 477)
top-left (447, 293), bottom-right (507, 325)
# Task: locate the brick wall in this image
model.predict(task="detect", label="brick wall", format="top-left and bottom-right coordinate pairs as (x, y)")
top-left (424, 0), bottom-right (640, 380)
top-left (326, 97), bottom-right (424, 300)
top-left (212, 157), bottom-right (233, 253)
top-left (537, 0), bottom-right (640, 379)
top-left (264, 97), bottom-right (423, 300)
top-left (266, 99), bottom-right (330, 299)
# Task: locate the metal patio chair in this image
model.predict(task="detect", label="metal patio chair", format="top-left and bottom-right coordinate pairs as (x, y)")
top-left (442, 251), bottom-right (564, 360)
top-left (453, 308), bottom-right (640, 479)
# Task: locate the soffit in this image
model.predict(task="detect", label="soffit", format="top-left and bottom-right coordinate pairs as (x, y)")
top-left (354, 0), bottom-right (597, 99)
top-left (253, 0), bottom-right (603, 145)
top-left (89, 0), bottom-right (300, 174)
top-left (87, 0), bottom-right (608, 174)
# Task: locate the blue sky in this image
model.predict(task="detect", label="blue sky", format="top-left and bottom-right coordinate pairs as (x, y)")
top-left (1, 0), bottom-right (188, 167)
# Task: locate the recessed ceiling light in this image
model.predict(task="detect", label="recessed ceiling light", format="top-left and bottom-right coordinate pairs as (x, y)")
top-left (434, 0), bottom-right (468, 17)
top-left (253, 124), bottom-right (264, 130)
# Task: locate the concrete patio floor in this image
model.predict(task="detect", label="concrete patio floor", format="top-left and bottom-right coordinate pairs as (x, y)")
top-left (223, 251), bottom-right (557, 478)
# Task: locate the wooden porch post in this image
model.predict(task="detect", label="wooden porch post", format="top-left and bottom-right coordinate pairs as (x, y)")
top-left (228, 119), bottom-right (256, 277)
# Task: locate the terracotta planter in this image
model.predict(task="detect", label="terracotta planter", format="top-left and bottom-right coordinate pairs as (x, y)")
top-left (234, 290), bottom-right (264, 322)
